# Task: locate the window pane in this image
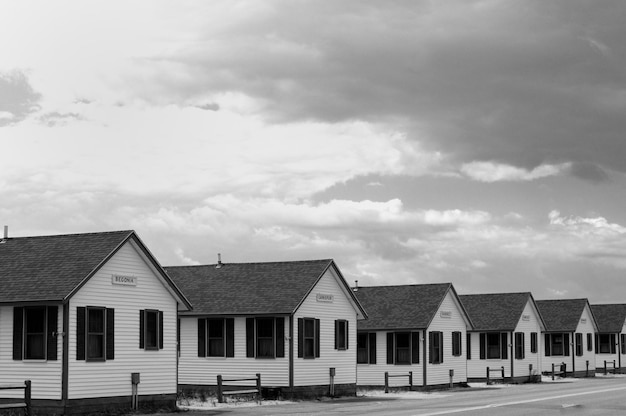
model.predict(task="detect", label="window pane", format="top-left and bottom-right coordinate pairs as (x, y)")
top-left (357, 333), bottom-right (368, 363)
top-left (599, 334), bottom-right (611, 353)
top-left (552, 334), bottom-right (563, 356)
top-left (256, 318), bottom-right (274, 358)
top-left (88, 334), bottom-right (104, 359)
top-left (486, 333), bottom-right (500, 359)
top-left (88, 309), bottom-right (104, 332)
top-left (146, 311), bottom-right (158, 348)
top-left (304, 319), bottom-right (315, 337)
top-left (25, 307), bottom-right (46, 359)
top-left (207, 319), bottom-right (224, 357)
top-left (257, 318), bottom-right (273, 338)
top-left (304, 339), bottom-right (315, 357)
top-left (87, 308), bottom-right (105, 360)
top-left (396, 333), bottom-right (410, 364)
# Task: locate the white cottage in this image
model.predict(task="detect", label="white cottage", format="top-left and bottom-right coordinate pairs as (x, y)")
top-left (166, 259), bottom-right (367, 399)
top-left (0, 230), bottom-right (191, 415)
top-left (460, 293), bottom-right (545, 383)
top-left (354, 283), bottom-right (472, 389)
top-left (536, 299), bottom-right (598, 377)
top-left (590, 304), bottom-right (626, 373)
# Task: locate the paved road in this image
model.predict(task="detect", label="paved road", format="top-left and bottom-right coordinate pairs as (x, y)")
top-left (154, 376), bottom-right (626, 415)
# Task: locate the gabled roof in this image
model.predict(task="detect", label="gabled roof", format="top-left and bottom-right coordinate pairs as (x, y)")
top-left (460, 292), bottom-right (541, 331)
top-left (165, 259), bottom-right (366, 317)
top-left (535, 299), bottom-right (592, 332)
top-left (0, 230), bottom-right (191, 309)
top-left (354, 283), bottom-right (467, 331)
top-left (591, 304), bottom-right (626, 333)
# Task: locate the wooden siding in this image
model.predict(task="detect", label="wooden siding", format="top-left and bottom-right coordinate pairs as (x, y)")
top-left (67, 241), bottom-right (179, 399)
top-left (0, 305), bottom-right (62, 400)
top-left (178, 316), bottom-right (290, 387)
top-left (541, 304), bottom-right (597, 374)
top-left (293, 267), bottom-right (359, 387)
top-left (467, 300), bottom-right (543, 380)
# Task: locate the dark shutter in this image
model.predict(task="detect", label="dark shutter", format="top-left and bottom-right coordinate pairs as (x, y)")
top-left (315, 319), bottom-right (320, 358)
top-left (158, 311), bottom-right (164, 350)
top-left (197, 318), bottom-right (206, 357)
top-left (13, 307), bottom-right (23, 360)
top-left (467, 333), bottom-right (471, 359)
top-left (334, 320), bottom-right (338, 349)
top-left (621, 334), bottom-right (626, 355)
top-left (610, 334), bottom-right (617, 354)
top-left (387, 332), bottom-right (394, 364)
top-left (595, 334), bottom-right (599, 353)
top-left (439, 332), bottom-right (444, 363)
top-left (76, 307), bottom-right (86, 360)
top-left (428, 332), bottom-right (433, 363)
top-left (369, 333), bottom-right (377, 364)
top-left (297, 318), bottom-right (303, 358)
top-left (106, 308), bottom-right (115, 360)
top-left (479, 333), bottom-right (486, 359)
top-left (500, 333), bottom-right (507, 360)
top-left (275, 317), bottom-right (284, 358)
top-left (411, 332), bottom-right (420, 364)
top-left (47, 306), bottom-right (58, 361)
top-left (563, 333), bottom-right (570, 357)
top-left (346, 321), bottom-right (349, 349)
top-left (226, 318), bottom-right (235, 357)
top-left (545, 334), bottom-right (551, 356)
top-left (247, 318), bottom-right (255, 358)
top-left (139, 310), bottom-right (145, 349)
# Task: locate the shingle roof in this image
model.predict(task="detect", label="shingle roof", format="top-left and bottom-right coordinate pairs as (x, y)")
top-left (591, 304), bottom-right (626, 333)
top-left (535, 299), bottom-right (590, 332)
top-left (165, 259), bottom-right (358, 315)
top-left (0, 230), bottom-right (134, 303)
top-left (460, 293), bottom-right (533, 331)
top-left (354, 283), bottom-right (454, 331)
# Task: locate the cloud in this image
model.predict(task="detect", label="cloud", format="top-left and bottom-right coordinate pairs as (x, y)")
top-left (0, 70), bottom-right (41, 126)
top-left (461, 161), bottom-right (570, 182)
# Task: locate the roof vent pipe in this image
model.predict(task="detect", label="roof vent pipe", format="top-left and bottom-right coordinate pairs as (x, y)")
top-left (215, 253), bottom-right (223, 269)
top-left (354, 280), bottom-right (358, 292)
top-left (3, 225), bottom-right (7, 239)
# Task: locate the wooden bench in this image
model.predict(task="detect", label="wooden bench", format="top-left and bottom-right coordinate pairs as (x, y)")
top-left (384, 371), bottom-right (413, 393)
top-left (0, 380), bottom-right (31, 416)
top-left (217, 374), bottom-right (261, 404)
top-left (486, 366), bottom-right (505, 384)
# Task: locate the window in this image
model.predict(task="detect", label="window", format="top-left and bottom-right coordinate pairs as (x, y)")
top-left (140, 310), bottom-right (163, 351)
top-left (335, 320), bottom-right (348, 350)
top-left (429, 331), bottom-right (443, 364)
top-left (248, 317), bottom-right (283, 358)
top-left (587, 333), bottom-right (593, 351)
top-left (544, 333), bottom-right (569, 357)
top-left (452, 331), bottom-right (462, 357)
top-left (297, 318), bottom-right (318, 359)
top-left (357, 332), bottom-right (376, 364)
top-left (13, 306), bottom-right (58, 361)
top-left (575, 333), bottom-right (583, 357)
top-left (256, 318), bottom-right (275, 358)
top-left (514, 332), bottom-right (524, 359)
top-left (479, 332), bottom-right (508, 360)
top-left (76, 306), bottom-right (114, 361)
top-left (598, 334), bottom-right (616, 354)
top-left (530, 332), bottom-right (537, 354)
top-left (197, 318), bottom-right (234, 358)
top-left (386, 332), bottom-right (420, 364)
top-left (466, 333), bottom-right (472, 359)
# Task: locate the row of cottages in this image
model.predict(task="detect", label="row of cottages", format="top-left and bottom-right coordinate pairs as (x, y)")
top-left (353, 284), bottom-right (473, 388)
top-left (164, 259), bottom-right (368, 399)
top-left (0, 230), bottom-right (192, 415)
top-left (459, 293), bottom-right (546, 383)
top-left (590, 304), bottom-right (626, 372)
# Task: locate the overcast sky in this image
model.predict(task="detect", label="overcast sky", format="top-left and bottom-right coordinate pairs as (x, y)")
top-left (2, 0), bottom-right (626, 303)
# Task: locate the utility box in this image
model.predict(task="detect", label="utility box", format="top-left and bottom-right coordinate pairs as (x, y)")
top-left (329, 368), bottom-right (335, 377)
top-left (131, 373), bottom-right (140, 385)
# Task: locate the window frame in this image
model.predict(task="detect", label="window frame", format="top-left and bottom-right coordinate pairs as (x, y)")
top-left (587, 333), bottom-right (593, 352)
top-left (256, 317), bottom-right (275, 358)
top-left (335, 320), bottom-right (349, 351)
top-left (86, 306), bottom-right (106, 362)
top-left (486, 332), bottom-right (501, 359)
top-left (395, 332), bottom-right (411, 364)
top-left (575, 332), bottom-right (583, 357)
top-left (24, 306), bottom-right (47, 360)
top-left (429, 331), bottom-right (444, 364)
top-left (530, 332), bottom-right (537, 354)
top-left (514, 332), bottom-right (524, 360)
top-left (207, 318), bottom-right (226, 357)
top-left (357, 332), bottom-right (376, 364)
top-left (452, 331), bottom-right (462, 357)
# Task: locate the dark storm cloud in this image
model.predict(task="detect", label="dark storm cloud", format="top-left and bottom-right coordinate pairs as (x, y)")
top-left (136, 0), bottom-right (626, 177)
top-left (0, 70), bottom-right (41, 126)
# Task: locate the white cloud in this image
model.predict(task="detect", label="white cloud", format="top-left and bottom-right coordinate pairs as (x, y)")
top-left (461, 161), bottom-right (571, 182)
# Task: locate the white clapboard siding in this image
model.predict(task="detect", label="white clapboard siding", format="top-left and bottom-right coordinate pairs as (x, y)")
top-left (512, 301), bottom-right (543, 379)
top-left (67, 241), bottom-right (179, 399)
top-left (0, 305), bottom-right (62, 400)
top-left (356, 330), bottom-right (423, 387)
top-left (293, 267), bottom-right (358, 387)
top-left (178, 316), bottom-right (290, 387)
top-left (425, 291), bottom-right (468, 386)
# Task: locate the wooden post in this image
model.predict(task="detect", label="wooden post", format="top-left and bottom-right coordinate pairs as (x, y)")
top-left (501, 366), bottom-right (505, 381)
top-left (613, 360), bottom-right (617, 374)
top-left (408, 371), bottom-right (413, 390)
top-left (528, 364), bottom-right (533, 382)
top-left (384, 372), bottom-right (389, 393)
top-left (586, 360), bottom-right (589, 377)
top-left (217, 375), bottom-right (224, 403)
top-left (562, 362), bottom-right (566, 378)
top-left (256, 373), bottom-right (262, 404)
top-left (552, 363), bottom-right (555, 380)
top-left (24, 380), bottom-right (31, 416)
top-left (486, 367), bottom-right (490, 385)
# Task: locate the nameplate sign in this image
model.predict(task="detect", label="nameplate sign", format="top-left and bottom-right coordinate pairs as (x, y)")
top-left (580, 318), bottom-right (587, 324)
top-left (522, 314), bottom-right (530, 321)
top-left (440, 311), bottom-right (452, 318)
top-left (316, 293), bottom-right (334, 303)
top-left (112, 275), bottom-right (137, 286)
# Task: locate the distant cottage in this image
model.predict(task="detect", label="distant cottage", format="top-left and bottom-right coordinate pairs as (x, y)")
top-left (0, 230), bottom-right (191, 415)
top-left (590, 304), bottom-right (626, 373)
top-left (166, 259), bottom-right (367, 398)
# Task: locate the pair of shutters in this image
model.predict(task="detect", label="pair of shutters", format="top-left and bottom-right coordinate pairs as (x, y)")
top-left (594, 334), bottom-right (617, 354)
top-left (12, 306), bottom-right (58, 361)
top-left (139, 310), bottom-right (164, 349)
top-left (544, 333), bottom-right (570, 356)
top-left (479, 333), bottom-right (508, 359)
top-left (297, 318), bottom-right (320, 358)
top-left (386, 332), bottom-right (420, 364)
top-left (197, 318), bottom-right (234, 357)
top-left (76, 307), bottom-right (115, 360)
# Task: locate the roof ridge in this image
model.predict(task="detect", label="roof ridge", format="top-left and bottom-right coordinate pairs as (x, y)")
top-left (165, 259), bottom-right (333, 268)
top-left (460, 292), bottom-right (531, 297)
top-left (358, 282), bottom-right (451, 289)
top-left (3, 230), bottom-right (134, 240)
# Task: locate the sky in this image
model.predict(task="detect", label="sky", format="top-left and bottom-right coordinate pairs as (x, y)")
top-left (2, 0), bottom-right (626, 303)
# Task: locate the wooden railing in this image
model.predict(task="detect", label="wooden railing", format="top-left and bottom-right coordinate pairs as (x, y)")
top-left (384, 371), bottom-right (413, 393)
top-left (551, 362), bottom-right (566, 380)
top-left (0, 380), bottom-right (31, 416)
top-left (604, 360), bottom-right (618, 375)
top-left (486, 366), bottom-right (505, 384)
top-left (216, 374), bottom-right (261, 404)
